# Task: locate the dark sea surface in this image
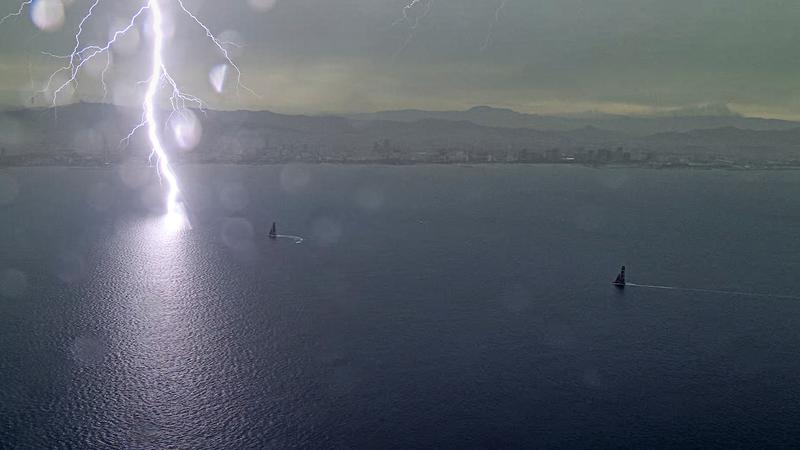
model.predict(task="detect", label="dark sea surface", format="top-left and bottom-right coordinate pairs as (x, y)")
top-left (2, 164), bottom-right (800, 449)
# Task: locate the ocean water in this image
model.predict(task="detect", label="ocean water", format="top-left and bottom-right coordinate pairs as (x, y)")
top-left (2, 164), bottom-right (800, 448)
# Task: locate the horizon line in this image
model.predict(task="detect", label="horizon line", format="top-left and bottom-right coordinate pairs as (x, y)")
top-left (1, 100), bottom-right (798, 123)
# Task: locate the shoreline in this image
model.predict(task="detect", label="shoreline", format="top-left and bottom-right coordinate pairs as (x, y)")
top-left (2, 160), bottom-right (800, 171)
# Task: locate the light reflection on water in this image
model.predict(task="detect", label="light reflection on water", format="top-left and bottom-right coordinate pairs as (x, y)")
top-left (163, 209), bottom-right (191, 233)
top-left (87, 215), bottom-right (252, 447)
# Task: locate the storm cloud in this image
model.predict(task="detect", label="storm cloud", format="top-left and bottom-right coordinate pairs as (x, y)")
top-left (1, 0), bottom-right (800, 117)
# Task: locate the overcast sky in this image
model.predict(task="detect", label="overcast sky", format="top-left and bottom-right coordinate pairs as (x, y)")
top-left (1, 0), bottom-right (800, 118)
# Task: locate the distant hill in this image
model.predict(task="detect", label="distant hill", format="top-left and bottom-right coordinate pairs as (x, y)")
top-left (348, 105), bottom-right (800, 136)
top-left (639, 126), bottom-right (800, 158)
top-left (2, 102), bottom-right (800, 164)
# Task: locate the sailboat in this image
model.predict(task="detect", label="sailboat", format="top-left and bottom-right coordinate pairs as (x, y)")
top-left (612, 265), bottom-right (626, 288)
top-left (269, 222), bottom-right (277, 239)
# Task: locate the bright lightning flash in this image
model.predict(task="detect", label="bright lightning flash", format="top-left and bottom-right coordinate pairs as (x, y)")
top-left (145, 0), bottom-right (181, 220)
top-left (2, 0), bottom-right (253, 230)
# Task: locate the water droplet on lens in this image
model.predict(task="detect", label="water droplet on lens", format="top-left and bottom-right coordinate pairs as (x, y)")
top-left (170, 110), bottom-right (202, 151)
top-left (247, 0), bottom-right (277, 13)
top-left (209, 64), bottom-right (229, 94)
top-left (31, 0), bottom-right (65, 32)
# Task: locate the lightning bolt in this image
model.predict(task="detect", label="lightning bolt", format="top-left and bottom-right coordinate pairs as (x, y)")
top-left (481, 0), bottom-right (508, 52)
top-left (392, 0), bottom-right (433, 56)
top-left (2, 0), bottom-right (254, 228)
top-left (0, 0), bottom-right (31, 25)
top-left (175, 0), bottom-right (256, 99)
top-left (145, 0), bottom-right (180, 218)
top-left (393, 0), bottom-right (510, 55)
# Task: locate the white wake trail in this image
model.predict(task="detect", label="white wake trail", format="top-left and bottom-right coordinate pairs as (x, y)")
top-left (625, 282), bottom-right (800, 301)
top-left (273, 235), bottom-right (304, 244)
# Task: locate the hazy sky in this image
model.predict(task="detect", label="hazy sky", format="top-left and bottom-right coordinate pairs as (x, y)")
top-left (1, 0), bottom-right (800, 118)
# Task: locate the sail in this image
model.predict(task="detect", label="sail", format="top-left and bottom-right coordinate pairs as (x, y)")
top-left (269, 222), bottom-right (277, 237)
top-left (613, 266), bottom-right (626, 285)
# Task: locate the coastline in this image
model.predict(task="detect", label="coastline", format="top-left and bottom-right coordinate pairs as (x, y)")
top-left (2, 159), bottom-right (800, 171)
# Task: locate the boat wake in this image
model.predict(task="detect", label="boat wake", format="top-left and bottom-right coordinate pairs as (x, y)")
top-left (273, 234), bottom-right (304, 244)
top-left (267, 222), bottom-right (303, 244)
top-left (625, 282), bottom-right (800, 300)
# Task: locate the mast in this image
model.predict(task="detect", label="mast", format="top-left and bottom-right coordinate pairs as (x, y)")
top-left (614, 265), bottom-right (626, 286)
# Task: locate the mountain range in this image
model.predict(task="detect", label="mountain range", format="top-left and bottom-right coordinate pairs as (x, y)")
top-left (348, 105), bottom-right (800, 136)
top-left (2, 103), bottom-right (800, 163)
